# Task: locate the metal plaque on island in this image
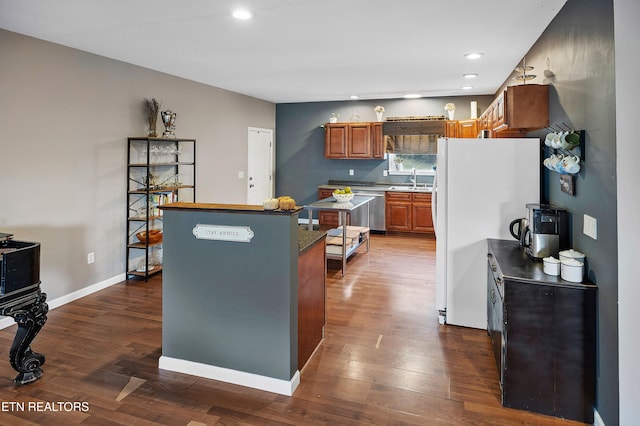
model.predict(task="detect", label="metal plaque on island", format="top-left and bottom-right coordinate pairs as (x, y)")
top-left (192, 224), bottom-right (254, 242)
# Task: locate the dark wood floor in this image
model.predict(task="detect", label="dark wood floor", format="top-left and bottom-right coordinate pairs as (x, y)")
top-left (0, 233), bottom-right (587, 425)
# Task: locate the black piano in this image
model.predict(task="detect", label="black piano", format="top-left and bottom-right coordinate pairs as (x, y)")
top-left (0, 232), bottom-right (48, 384)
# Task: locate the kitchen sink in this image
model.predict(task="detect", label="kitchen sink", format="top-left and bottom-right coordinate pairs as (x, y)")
top-left (387, 185), bottom-right (432, 192)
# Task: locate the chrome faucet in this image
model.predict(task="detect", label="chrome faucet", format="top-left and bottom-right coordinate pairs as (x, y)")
top-left (411, 168), bottom-right (417, 189)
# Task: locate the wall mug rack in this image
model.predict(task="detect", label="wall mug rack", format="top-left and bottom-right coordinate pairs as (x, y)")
top-left (542, 126), bottom-right (585, 175)
top-left (542, 126), bottom-right (585, 196)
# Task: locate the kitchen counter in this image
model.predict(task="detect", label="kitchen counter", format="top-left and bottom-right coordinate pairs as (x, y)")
top-left (298, 227), bottom-right (326, 253)
top-left (487, 238), bottom-right (596, 289)
top-left (160, 201), bottom-right (303, 214)
top-left (319, 181), bottom-right (432, 193)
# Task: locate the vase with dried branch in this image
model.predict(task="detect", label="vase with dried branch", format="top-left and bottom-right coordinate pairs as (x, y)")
top-left (143, 98), bottom-right (161, 137)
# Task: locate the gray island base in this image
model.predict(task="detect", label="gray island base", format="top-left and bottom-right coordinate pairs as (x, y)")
top-left (158, 202), bottom-right (325, 396)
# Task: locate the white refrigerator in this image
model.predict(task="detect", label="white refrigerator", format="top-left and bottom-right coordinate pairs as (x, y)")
top-left (433, 137), bottom-right (540, 329)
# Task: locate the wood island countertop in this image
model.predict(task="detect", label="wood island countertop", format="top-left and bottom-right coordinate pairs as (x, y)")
top-left (160, 202), bottom-right (303, 215)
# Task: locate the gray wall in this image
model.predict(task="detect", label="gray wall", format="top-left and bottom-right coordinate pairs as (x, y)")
top-left (0, 29), bottom-right (275, 300)
top-left (513, 0), bottom-right (618, 423)
top-left (275, 96), bottom-right (492, 206)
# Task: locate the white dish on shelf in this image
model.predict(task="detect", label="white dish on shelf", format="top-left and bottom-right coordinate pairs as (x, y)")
top-left (136, 265), bottom-right (155, 273)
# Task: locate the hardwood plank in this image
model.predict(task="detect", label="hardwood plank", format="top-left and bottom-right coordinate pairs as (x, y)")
top-left (0, 233), bottom-right (588, 425)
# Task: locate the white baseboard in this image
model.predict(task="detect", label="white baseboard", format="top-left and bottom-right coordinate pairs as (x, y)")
top-left (0, 273), bottom-right (126, 330)
top-left (594, 408), bottom-right (605, 426)
top-left (159, 355), bottom-right (300, 396)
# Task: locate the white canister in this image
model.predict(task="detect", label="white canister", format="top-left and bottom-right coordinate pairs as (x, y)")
top-left (559, 249), bottom-right (586, 264)
top-left (543, 256), bottom-right (561, 276)
top-left (561, 258), bottom-right (584, 282)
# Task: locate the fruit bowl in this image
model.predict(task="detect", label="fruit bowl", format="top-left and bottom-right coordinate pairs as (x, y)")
top-left (136, 230), bottom-right (163, 244)
top-left (332, 192), bottom-right (354, 202)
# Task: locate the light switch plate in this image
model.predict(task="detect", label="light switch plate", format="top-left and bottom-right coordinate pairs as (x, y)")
top-left (583, 214), bottom-right (597, 240)
top-left (349, 169), bottom-right (354, 176)
top-left (238, 171), bottom-right (245, 179)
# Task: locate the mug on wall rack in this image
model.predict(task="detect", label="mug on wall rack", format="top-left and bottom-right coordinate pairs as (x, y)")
top-left (562, 155), bottom-right (581, 174)
top-left (561, 131), bottom-right (581, 150)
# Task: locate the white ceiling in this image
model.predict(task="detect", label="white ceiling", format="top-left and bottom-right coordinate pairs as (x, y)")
top-left (0, 0), bottom-right (567, 103)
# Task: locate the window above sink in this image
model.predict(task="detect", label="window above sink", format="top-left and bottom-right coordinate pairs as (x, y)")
top-left (387, 153), bottom-right (436, 176)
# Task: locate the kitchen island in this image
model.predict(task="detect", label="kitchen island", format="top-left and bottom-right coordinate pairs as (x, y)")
top-left (158, 202), bottom-right (326, 396)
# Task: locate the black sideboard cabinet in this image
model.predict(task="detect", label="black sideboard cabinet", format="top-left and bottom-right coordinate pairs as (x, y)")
top-left (486, 239), bottom-right (596, 424)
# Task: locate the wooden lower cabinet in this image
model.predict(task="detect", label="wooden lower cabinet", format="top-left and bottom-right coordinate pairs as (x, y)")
top-left (298, 237), bottom-right (326, 370)
top-left (386, 192), bottom-right (412, 231)
top-left (411, 193), bottom-right (433, 232)
top-left (386, 192), bottom-right (433, 233)
top-left (317, 189), bottom-right (349, 229)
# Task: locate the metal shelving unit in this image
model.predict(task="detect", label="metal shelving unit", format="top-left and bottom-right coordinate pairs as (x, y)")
top-left (126, 137), bottom-right (196, 280)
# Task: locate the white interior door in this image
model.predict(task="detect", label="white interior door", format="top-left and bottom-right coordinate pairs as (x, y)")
top-left (247, 127), bottom-right (274, 204)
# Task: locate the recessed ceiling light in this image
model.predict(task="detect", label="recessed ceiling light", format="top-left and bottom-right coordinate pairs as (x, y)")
top-left (403, 93), bottom-right (422, 99)
top-left (350, 95), bottom-right (359, 99)
top-left (464, 52), bottom-right (484, 60)
top-left (232, 9), bottom-right (253, 20)
top-left (463, 73), bottom-right (478, 79)
top-left (461, 86), bottom-right (473, 90)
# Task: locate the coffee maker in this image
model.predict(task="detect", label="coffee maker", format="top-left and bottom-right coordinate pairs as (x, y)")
top-left (524, 203), bottom-right (569, 260)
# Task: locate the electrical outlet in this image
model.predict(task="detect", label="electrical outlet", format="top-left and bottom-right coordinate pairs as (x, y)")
top-left (349, 169), bottom-right (354, 176)
top-left (87, 252), bottom-right (95, 264)
top-left (583, 214), bottom-right (597, 240)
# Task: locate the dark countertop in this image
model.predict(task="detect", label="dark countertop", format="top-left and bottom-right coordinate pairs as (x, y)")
top-left (319, 183), bottom-right (432, 192)
top-left (298, 227), bottom-right (326, 254)
top-left (487, 239), bottom-right (596, 290)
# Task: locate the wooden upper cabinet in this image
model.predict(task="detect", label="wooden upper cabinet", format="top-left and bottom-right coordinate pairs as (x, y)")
top-left (479, 112), bottom-right (491, 136)
top-left (348, 123), bottom-right (372, 158)
top-left (445, 121), bottom-right (458, 137)
top-left (446, 119), bottom-right (478, 138)
top-left (324, 122), bottom-right (382, 159)
top-left (325, 124), bottom-right (348, 158)
top-left (372, 123), bottom-right (384, 159)
top-left (457, 119), bottom-right (478, 138)
top-left (491, 84), bottom-right (549, 134)
top-left (493, 92), bottom-right (506, 130)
